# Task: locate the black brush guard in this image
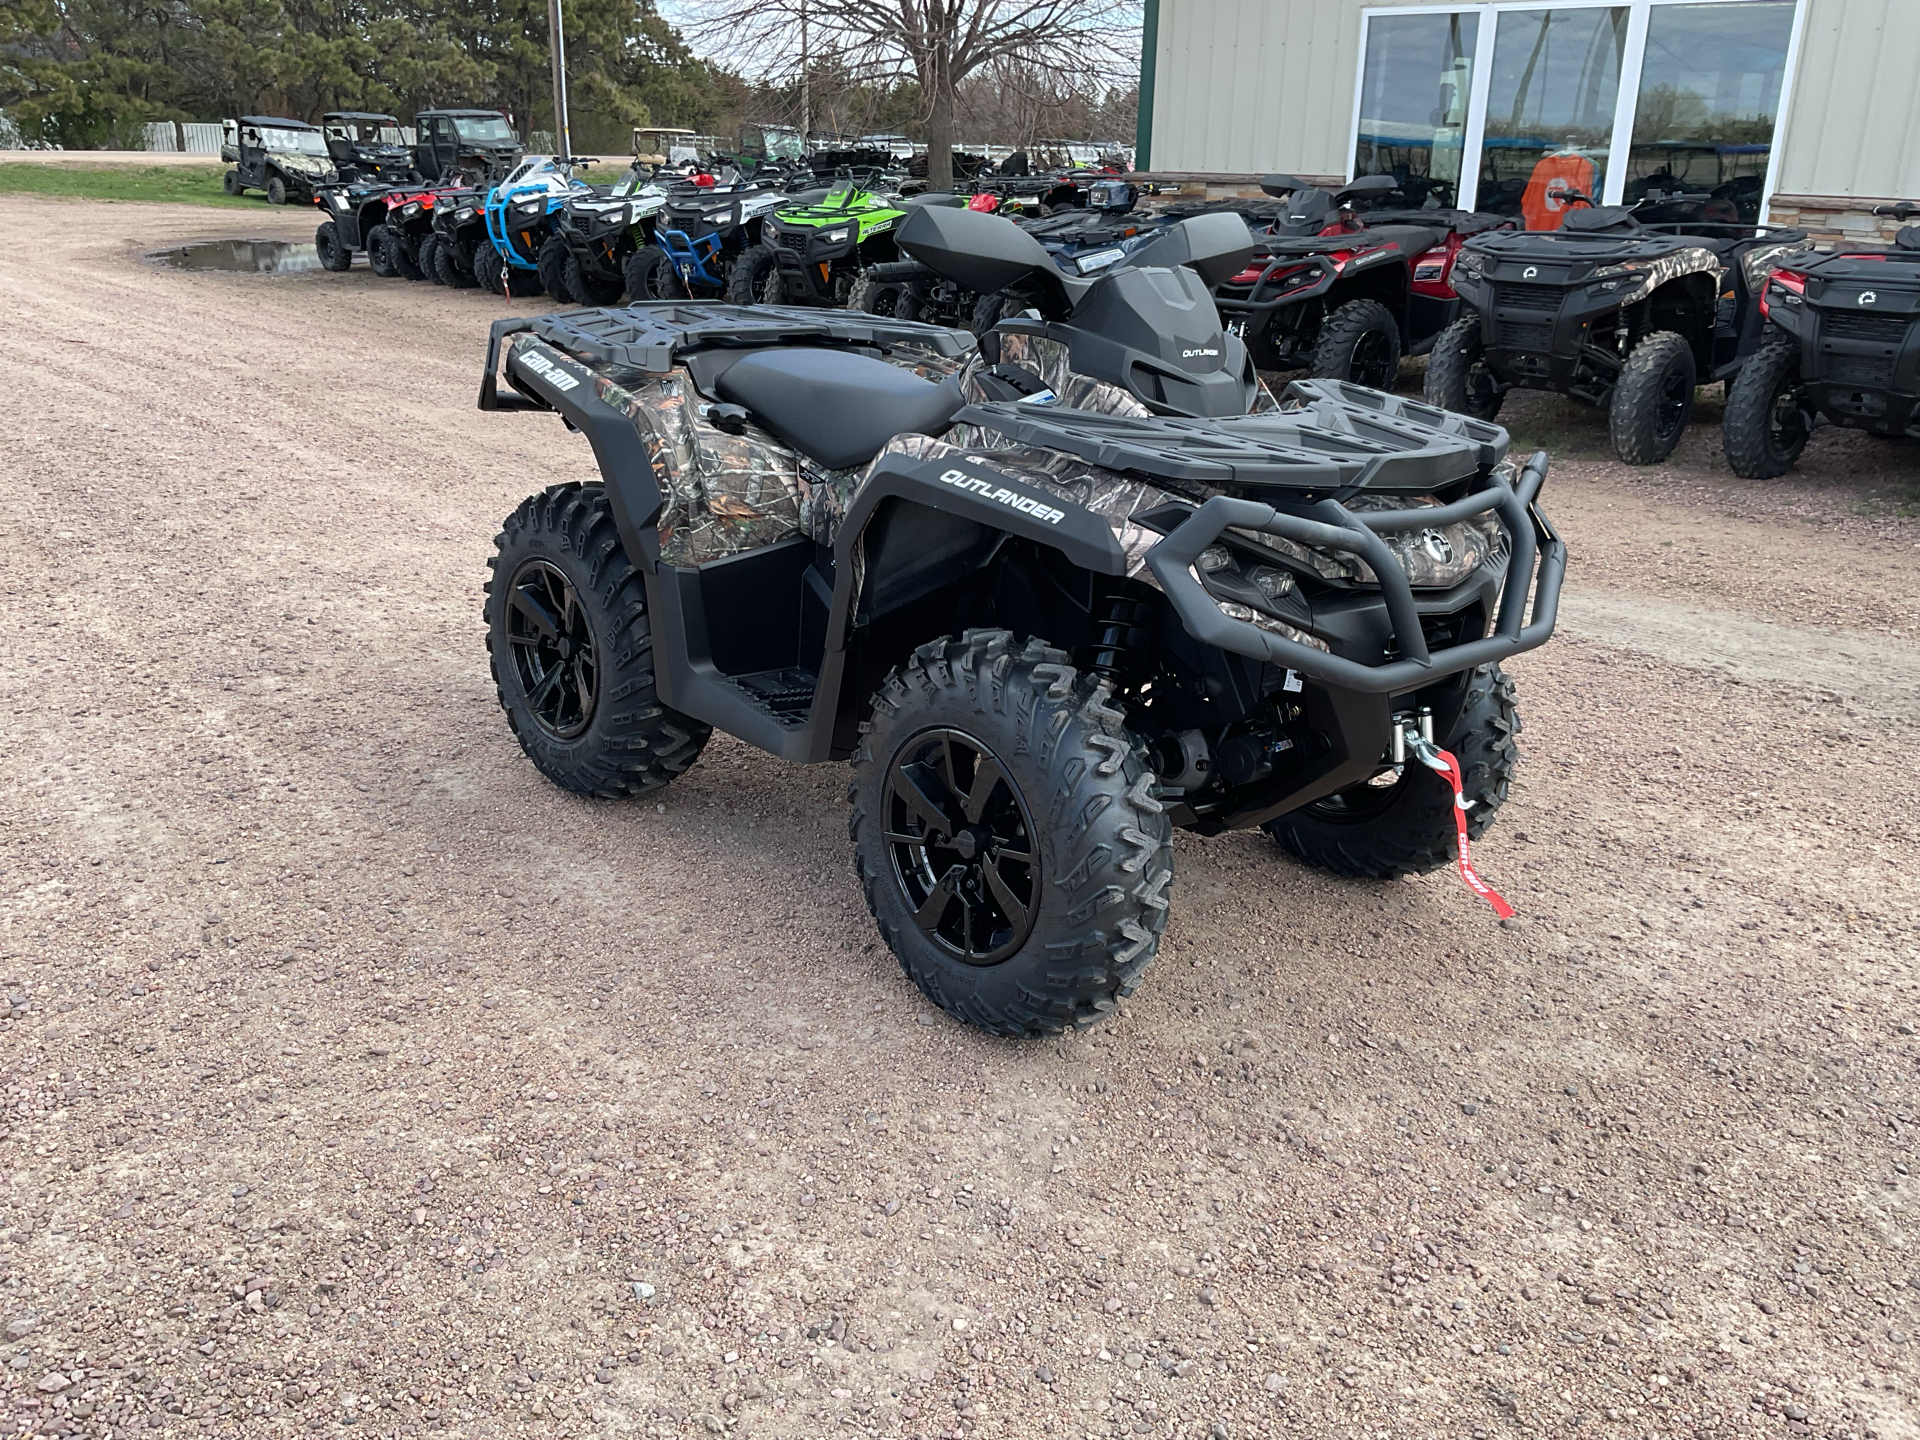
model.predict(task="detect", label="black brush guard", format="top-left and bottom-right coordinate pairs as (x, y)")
top-left (1143, 453), bottom-right (1561, 694)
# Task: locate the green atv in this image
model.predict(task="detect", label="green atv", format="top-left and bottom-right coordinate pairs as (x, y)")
top-left (729, 171), bottom-right (908, 307)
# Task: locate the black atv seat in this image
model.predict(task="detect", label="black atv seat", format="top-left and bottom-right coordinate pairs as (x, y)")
top-left (1562, 206), bottom-right (1639, 233)
top-left (1362, 223), bottom-right (1443, 257)
top-left (716, 348), bottom-right (964, 472)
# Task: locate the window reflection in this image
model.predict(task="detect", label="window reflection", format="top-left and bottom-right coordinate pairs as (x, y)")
top-left (1352, 13), bottom-right (1478, 211)
top-left (1480, 7), bottom-right (1629, 227)
top-left (1624, 1), bottom-right (1797, 223)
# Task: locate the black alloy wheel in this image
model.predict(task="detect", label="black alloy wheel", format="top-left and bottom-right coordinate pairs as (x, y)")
top-left (882, 728), bottom-right (1038, 965)
top-left (1349, 329), bottom-right (1399, 390)
top-left (504, 558), bottom-right (597, 740)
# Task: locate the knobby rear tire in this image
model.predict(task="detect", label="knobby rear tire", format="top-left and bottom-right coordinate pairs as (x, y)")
top-left (485, 483), bottom-right (709, 797)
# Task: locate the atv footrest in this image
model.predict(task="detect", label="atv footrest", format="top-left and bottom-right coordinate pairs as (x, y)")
top-left (730, 668), bottom-right (818, 728)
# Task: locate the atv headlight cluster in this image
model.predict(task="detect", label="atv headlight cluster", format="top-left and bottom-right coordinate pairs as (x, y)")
top-left (455, 207), bottom-right (473, 221)
top-left (514, 200), bottom-right (542, 216)
top-left (401, 201), bottom-right (422, 216)
top-left (1075, 246), bottom-right (1127, 274)
top-left (822, 226), bottom-right (852, 244)
top-left (1191, 545), bottom-right (1320, 646)
top-left (1453, 251), bottom-right (1485, 280)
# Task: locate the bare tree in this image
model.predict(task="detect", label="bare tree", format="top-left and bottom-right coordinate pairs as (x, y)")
top-left (687, 0), bottom-right (1137, 190)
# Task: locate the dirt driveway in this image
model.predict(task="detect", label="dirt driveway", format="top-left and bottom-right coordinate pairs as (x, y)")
top-left (2, 197), bottom-right (1918, 1440)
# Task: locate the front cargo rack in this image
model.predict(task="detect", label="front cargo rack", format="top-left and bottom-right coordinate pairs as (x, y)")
top-left (954, 379), bottom-right (1506, 497)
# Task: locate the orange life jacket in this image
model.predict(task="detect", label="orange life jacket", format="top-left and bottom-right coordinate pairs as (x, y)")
top-left (1520, 152), bottom-right (1597, 232)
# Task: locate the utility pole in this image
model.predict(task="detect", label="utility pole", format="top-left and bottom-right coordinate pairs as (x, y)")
top-left (799, 0), bottom-right (811, 144)
top-left (548, 0), bottom-right (572, 158)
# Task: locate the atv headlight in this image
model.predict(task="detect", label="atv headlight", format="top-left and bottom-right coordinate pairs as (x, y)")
top-left (1453, 251), bottom-right (1485, 280)
top-left (1075, 246), bottom-right (1127, 274)
top-left (822, 226), bottom-right (852, 244)
top-left (456, 208), bottom-right (473, 221)
top-left (514, 200), bottom-right (541, 216)
top-left (1588, 261), bottom-right (1645, 282)
top-left (401, 202), bottom-right (421, 216)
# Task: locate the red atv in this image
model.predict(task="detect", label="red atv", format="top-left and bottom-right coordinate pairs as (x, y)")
top-left (1211, 175), bottom-right (1514, 387)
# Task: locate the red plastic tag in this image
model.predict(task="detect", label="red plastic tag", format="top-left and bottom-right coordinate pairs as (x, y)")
top-left (1423, 744), bottom-right (1516, 919)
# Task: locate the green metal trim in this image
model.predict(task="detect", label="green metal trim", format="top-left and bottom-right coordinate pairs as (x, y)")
top-left (1136, 0), bottom-right (1159, 171)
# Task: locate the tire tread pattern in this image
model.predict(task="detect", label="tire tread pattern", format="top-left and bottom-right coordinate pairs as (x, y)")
top-left (848, 630), bottom-right (1174, 1037)
top-left (484, 484), bottom-right (709, 798)
top-left (1722, 332), bottom-right (1806, 478)
top-left (1608, 329), bottom-right (1696, 465)
top-left (1311, 298), bottom-right (1402, 386)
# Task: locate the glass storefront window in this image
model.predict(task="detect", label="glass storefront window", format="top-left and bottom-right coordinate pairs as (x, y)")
top-left (1623, 1), bottom-right (1797, 223)
top-left (1479, 7), bottom-right (1629, 227)
top-left (1352, 12), bottom-right (1478, 210)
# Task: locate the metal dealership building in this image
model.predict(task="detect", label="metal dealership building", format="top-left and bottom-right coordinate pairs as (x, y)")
top-left (1136, 0), bottom-right (1920, 242)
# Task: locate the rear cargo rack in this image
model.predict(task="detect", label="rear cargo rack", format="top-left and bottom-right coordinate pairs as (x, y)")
top-left (479, 304), bottom-right (969, 387)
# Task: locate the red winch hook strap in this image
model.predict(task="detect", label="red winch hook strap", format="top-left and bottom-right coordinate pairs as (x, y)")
top-left (1405, 730), bottom-right (1516, 920)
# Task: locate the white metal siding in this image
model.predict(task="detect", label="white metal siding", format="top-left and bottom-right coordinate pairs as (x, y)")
top-left (1772, 0), bottom-right (1920, 199)
top-left (1152, 0), bottom-right (1383, 175)
top-left (1151, 0), bottom-right (1917, 203)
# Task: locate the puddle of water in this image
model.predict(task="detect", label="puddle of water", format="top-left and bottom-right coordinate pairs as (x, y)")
top-left (154, 240), bottom-right (322, 274)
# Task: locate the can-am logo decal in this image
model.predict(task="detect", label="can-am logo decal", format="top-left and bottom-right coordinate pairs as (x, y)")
top-left (1522, 266), bottom-right (1539, 279)
top-left (937, 468), bottom-right (1065, 524)
top-left (1858, 291), bottom-right (1877, 305)
top-left (516, 348), bottom-right (581, 392)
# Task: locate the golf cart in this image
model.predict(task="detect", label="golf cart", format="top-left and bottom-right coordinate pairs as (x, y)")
top-left (414, 110), bottom-right (523, 186)
top-left (220, 117), bottom-right (337, 205)
top-left (321, 112), bottom-right (416, 184)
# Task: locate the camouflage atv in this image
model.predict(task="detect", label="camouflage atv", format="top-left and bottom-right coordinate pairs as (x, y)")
top-left (477, 207), bottom-right (1565, 1035)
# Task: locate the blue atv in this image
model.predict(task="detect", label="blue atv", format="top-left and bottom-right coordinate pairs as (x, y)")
top-left (477, 155), bottom-right (595, 297)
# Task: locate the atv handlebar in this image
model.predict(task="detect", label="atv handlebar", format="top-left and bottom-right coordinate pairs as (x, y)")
top-left (1144, 452), bottom-right (1563, 694)
top-left (1873, 202), bottom-right (1919, 220)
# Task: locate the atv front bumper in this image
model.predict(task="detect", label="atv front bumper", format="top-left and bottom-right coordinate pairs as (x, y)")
top-left (1143, 453), bottom-right (1562, 694)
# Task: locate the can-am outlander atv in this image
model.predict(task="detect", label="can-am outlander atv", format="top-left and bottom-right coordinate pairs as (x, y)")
top-left (1723, 202), bottom-right (1920, 476)
top-left (1211, 175), bottom-right (1514, 388)
top-left (475, 206), bottom-right (1565, 1035)
top-left (1428, 187), bottom-right (1807, 463)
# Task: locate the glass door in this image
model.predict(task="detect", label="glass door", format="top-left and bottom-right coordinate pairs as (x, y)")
top-left (1478, 6), bottom-right (1630, 227)
top-left (1352, 11), bottom-right (1480, 210)
top-left (1621, 0), bottom-right (1798, 222)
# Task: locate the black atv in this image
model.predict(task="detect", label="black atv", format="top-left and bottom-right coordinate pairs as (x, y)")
top-left (312, 181), bottom-right (395, 272)
top-left (427, 189), bottom-right (490, 288)
top-left (1428, 187), bottom-right (1808, 464)
top-left (321, 112), bottom-right (416, 184)
top-left (475, 206), bottom-right (1565, 1036)
top-left (1211, 174), bottom-right (1513, 389)
top-left (1723, 203), bottom-right (1920, 476)
top-left (551, 166), bottom-right (670, 305)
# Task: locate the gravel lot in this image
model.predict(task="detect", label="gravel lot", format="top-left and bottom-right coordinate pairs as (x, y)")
top-left (3, 197), bottom-right (1919, 1440)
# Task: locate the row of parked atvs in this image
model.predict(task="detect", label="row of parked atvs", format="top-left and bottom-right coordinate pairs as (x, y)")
top-left (319, 154), bottom-right (1920, 476)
